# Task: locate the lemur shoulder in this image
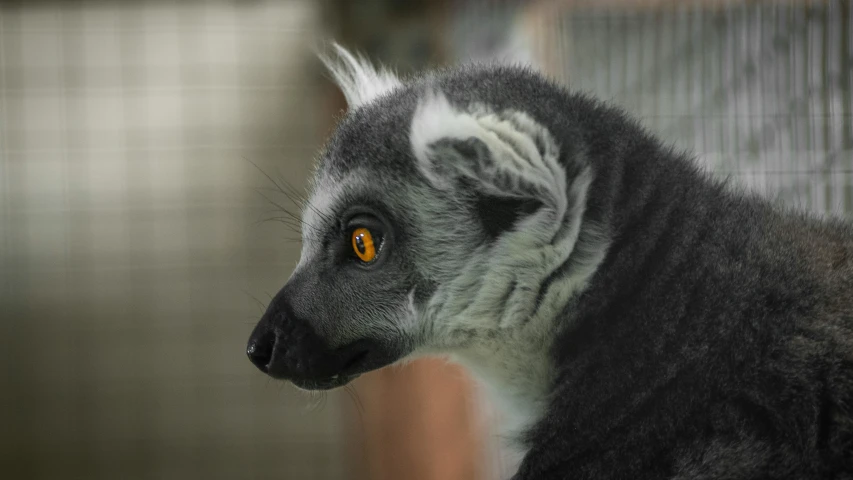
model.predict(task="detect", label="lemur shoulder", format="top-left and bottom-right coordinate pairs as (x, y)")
top-left (247, 45), bottom-right (853, 479)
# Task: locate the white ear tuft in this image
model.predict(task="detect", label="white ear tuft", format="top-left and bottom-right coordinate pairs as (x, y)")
top-left (318, 42), bottom-right (402, 108)
top-left (410, 91), bottom-right (487, 188)
top-left (410, 90), bottom-right (570, 217)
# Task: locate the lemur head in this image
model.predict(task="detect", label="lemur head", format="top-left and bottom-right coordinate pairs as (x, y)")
top-left (247, 45), bottom-right (604, 391)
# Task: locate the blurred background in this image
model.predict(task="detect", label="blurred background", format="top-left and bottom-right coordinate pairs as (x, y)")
top-left (0, 0), bottom-right (850, 479)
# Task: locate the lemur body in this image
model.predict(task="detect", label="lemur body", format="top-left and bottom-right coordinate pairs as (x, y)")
top-left (247, 46), bottom-right (853, 479)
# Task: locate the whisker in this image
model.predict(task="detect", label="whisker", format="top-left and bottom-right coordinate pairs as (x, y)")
top-left (245, 159), bottom-right (314, 227)
top-left (246, 159), bottom-right (307, 213)
top-left (272, 167), bottom-right (310, 204)
top-left (344, 383), bottom-right (369, 464)
top-left (243, 290), bottom-right (269, 314)
top-left (246, 159), bottom-right (296, 200)
top-left (254, 200), bottom-right (303, 223)
top-left (344, 384), bottom-right (365, 417)
top-left (245, 158), bottom-right (337, 236)
top-left (255, 190), bottom-right (306, 226)
top-left (256, 214), bottom-right (302, 227)
top-left (305, 390), bottom-right (328, 413)
top-left (253, 215), bottom-right (303, 233)
top-left (275, 169), bottom-right (336, 225)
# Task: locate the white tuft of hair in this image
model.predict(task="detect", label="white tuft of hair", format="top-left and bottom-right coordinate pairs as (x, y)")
top-left (318, 42), bottom-right (402, 108)
top-left (409, 91), bottom-right (488, 188)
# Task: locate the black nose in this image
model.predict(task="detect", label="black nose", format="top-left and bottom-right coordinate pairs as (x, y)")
top-left (246, 321), bottom-right (275, 374)
top-left (246, 301), bottom-right (372, 382)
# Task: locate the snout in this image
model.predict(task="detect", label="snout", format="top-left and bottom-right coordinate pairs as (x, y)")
top-left (246, 300), bottom-right (382, 390)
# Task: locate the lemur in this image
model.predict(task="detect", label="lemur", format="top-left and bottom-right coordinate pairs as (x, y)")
top-left (247, 45), bottom-right (853, 479)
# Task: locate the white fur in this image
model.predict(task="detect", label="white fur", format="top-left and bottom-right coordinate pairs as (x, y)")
top-left (318, 43), bottom-right (402, 108)
top-left (408, 92), bottom-right (609, 450)
top-left (296, 173), bottom-right (348, 272)
top-left (411, 91), bottom-right (590, 335)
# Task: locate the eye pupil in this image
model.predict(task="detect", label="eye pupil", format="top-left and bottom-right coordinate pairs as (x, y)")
top-left (351, 227), bottom-right (376, 262)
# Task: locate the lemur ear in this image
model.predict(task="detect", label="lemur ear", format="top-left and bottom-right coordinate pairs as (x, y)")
top-left (317, 43), bottom-right (402, 108)
top-left (410, 92), bottom-right (595, 329)
top-left (410, 91), bottom-right (571, 219)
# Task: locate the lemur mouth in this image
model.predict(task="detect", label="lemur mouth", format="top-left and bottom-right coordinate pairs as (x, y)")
top-left (287, 349), bottom-right (369, 391)
top-left (290, 373), bottom-right (361, 391)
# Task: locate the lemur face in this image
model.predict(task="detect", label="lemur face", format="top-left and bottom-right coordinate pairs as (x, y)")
top-left (245, 51), bottom-right (428, 390)
top-left (247, 46), bottom-right (599, 390)
top-left (244, 179), bottom-right (419, 390)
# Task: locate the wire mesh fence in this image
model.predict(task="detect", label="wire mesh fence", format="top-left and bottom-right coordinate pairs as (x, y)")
top-left (450, 0), bottom-right (852, 216)
top-left (0, 2), bottom-right (347, 479)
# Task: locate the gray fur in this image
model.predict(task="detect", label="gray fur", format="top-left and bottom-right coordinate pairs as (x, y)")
top-left (247, 47), bottom-right (853, 479)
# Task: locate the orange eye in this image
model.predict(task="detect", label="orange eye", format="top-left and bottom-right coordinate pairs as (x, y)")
top-left (351, 227), bottom-right (376, 263)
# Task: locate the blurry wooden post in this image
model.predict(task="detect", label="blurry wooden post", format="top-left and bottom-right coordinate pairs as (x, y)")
top-left (349, 361), bottom-right (487, 480)
top-left (318, 1), bottom-right (489, 479)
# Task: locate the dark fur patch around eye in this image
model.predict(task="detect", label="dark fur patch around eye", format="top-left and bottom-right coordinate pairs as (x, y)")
top-left (474, 192), bottom-right (541, 240)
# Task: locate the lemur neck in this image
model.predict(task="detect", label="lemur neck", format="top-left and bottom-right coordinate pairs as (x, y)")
top-left (451, 320), bottom-right (559, 440)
